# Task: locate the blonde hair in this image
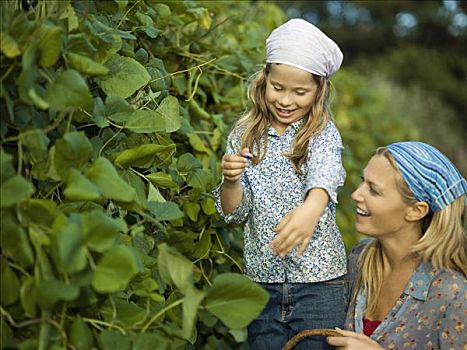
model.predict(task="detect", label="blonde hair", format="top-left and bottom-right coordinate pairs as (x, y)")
top-left (356, 147), bottom-right (466, 316)
top-left (235, 63), bottom-right (332, 174)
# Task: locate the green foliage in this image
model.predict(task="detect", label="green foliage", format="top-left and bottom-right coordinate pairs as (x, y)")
top-left (332, 71), bottom-right (420, 249)
top-left (0, 0), bottom-right (428, 348)
top-left (0, 0), bottom-right (284, 348)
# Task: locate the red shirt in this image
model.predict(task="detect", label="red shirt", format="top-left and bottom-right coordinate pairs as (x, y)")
top-left (363, 318), bottom-right (382, 336)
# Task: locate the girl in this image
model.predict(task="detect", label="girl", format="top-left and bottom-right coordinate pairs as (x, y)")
top-left (327, 142), bottom-right (466, 349)
top-left (213, 19), bottom-right (347, 349)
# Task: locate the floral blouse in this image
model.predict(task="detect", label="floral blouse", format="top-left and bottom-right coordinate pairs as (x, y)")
top-left (213, 119), bottom-right (347, 283)
top-left (345, 240), bottom-right (467, 349)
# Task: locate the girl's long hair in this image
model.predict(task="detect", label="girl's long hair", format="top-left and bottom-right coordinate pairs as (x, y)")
top-left (355, 147), bottom-right (466, 316)
top-left (235, 63), bottom-right (332, 174)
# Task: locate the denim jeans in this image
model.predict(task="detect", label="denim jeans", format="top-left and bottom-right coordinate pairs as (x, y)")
top-left (247, 276), bottom-right (346, 350)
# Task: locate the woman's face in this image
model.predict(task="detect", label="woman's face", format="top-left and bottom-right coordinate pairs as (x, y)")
top-left (351, 155), bottom-right (413, 238)
top-left (265, 64), bottom-right (318, 135)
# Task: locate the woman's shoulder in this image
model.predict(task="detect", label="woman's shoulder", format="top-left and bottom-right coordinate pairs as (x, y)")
top-left (429, 267), bottom-right (466, 295)
top-left (349, 238), bottom-right (372, 257)
top-left (346, 239), bottom-right (373, 272)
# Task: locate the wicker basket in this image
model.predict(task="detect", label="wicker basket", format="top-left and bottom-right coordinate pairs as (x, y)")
top-left (282, 328), bottom-right (341, 350)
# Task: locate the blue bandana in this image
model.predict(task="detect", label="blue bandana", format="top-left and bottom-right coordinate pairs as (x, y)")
top-left (387, 141), bottom-right (466, 212)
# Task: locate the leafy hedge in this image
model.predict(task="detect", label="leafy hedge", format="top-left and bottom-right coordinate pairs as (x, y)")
top-left (0, 1), bottom-right (286, 349)
top-left (0, 0), bottom-right (420, 349)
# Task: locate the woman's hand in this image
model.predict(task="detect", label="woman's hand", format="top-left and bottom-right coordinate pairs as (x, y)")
top-left (270, 188), bottom-right (328, 257)
top-left (326, 329), bottom-right (383, 350)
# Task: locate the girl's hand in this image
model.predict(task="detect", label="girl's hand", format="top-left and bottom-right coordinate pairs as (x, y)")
top-left (221, 148), bottom-right (252, 184)
top-left (270, 188), bottom-right (328, 257)
top-left (270, 203), bottom-right (319, 257)
top-left (326, 329), bottom-right (383, 350)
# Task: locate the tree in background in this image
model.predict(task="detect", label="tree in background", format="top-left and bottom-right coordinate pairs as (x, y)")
top-left (275, 0), bottom-right (466, 175)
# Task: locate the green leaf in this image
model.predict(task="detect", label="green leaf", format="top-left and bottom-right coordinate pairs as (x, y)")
top-left (53, 215), bottom-right (88, 274)
top-left (0, 149), bottom-right (15, 183)
top-left (132, 333), bottom-right (169, 350)
top-left (192, 233), bottom-right (212, 259)
top-left (92, 97), bottom-right (109, 128)
top-left (201, 197), bottom-right (216, 215)
top-left (53, 131), bottom-right (93, 179)
top-left (155, 95), bottom-right (182, 132)
top-left (61, 3), bottom-right (79, 31)
top-left (86, 157), bottom-right (136, 202)
top-left (64, 169), bottom-right (102, 201)
top-left (183, 202), bottom-right (200, 222)
top-left (188, 7), bottom-right (212, 29)
top-left (122, 110), bottom-right (169, 134)
top-left (82, 210), bottom-right (127, 252)
top-left (188, 133), bottom-right (210, 153)
top-left (146, 172), bottom-right (179, 191)
top-left (20, 199), bottom-right (63, 227)
top-left (0, 263), bottom-right (20, 305)
top-left (45, 69), bottom-right (93, 111)
top-left (148, 201), bottom-right (184, 221)
top-left (20, 277), bottom-right (37, 317)
top-left (0, 32), bottom-right (21, 58)
top-left (157, 244), bottom-right (194, 294)
top-left (0, 175), bottom-right (34, 207)
top-left (67, 52), bottom-right (109, 76)
top-left (183, 287), bottom-right (205, 340)
top-left (0, 315), bottom-right (13, 348)
top-left (176, 153), bottom-right (202, 173)
top-left (205, 273), bottom-right (269, 329)
top-left (147, 183), bottom-right (165, 203)
top-left (70, 317), bottom-right (94, 350)
top-left (99, 330), bottom-right (131, 350)
top-left (38, 24), bottom-right (63, 67)
top-left (154, 3), bottom-right (171, 17)
top-left (126, 170), bottom-right (148, 210)
top-left (96, 54), bottom-right (150, 98)
top-left (131, 276), bottom-right (159, 297)
top-left (187, 169), bottom-right (210, 191)
top-left (0, 210), bottom-right (34, 266)
top-left (36, 280), bottom-right (80, 309)
top-left (92, 245), bottom-right (140, 293)
top-left (229, 328), bottom-right (248, 343)
top-left (100, 298), bottom-right (146, 327)
top-left (114, 144), bottom-right (174, 168)
top-left (19, 130), bottom-right (49, 161)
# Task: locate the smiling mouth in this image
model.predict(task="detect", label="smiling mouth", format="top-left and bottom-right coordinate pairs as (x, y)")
top-left (356, 207), bottom-right (370, 216)
top-left (276, 107), bottom-right (296, 117)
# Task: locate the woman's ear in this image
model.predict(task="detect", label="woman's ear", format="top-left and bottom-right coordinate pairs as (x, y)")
top-left (406, 201), bottom-right (430, 222)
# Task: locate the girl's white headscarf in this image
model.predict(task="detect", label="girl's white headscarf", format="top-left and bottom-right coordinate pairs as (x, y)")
top-left (266, 18), bottom-right (343, 78)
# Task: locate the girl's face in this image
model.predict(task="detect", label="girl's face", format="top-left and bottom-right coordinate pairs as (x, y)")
top-left (265, 64), bottom-right (318, 135)
top-left (351, 155), bottom-right (413, 238)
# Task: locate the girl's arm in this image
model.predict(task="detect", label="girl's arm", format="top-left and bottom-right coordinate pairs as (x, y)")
top-left (220, 175), bottom-right (245, 215)
top-left (271, 187), bottom-right (328, 256)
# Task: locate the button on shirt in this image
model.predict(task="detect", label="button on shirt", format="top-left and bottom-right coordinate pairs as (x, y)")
top-left (345, 240), bottom-right (467, 349)
top-left (213, 120), bottom-right (347, 283)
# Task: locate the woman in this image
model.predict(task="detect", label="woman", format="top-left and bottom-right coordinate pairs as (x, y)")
top-left (327, 141), bottom-right (466, 349)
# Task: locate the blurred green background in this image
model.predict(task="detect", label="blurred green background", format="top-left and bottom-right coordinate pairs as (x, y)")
top-left (240, 0), bottom-right (467, 248)
top-left (274, 0), bottom-right (466, 174)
